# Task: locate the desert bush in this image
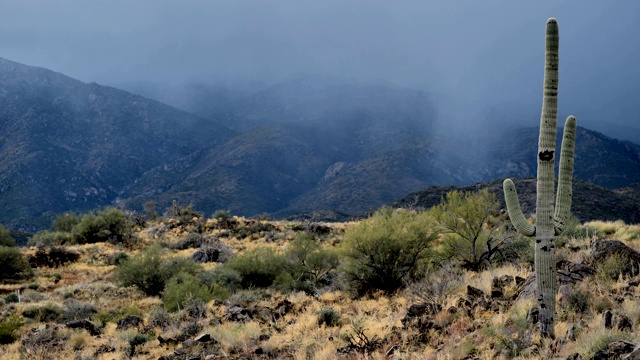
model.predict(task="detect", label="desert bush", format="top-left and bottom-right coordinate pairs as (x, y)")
top-left (148, 308), bottom-right (172, 329)
top-left (614, 225), bottom-right (640, 241)
top-left (226, 246), bottom-right (288, 288)
top-left (62, 299), bottom-right (97, 321)
top-left (0, 315), bottom-right (24, 344)
top-left (585, 220), bottom-right (625, 236)
top-left (114, 246), bottom-right (203, 296)
top-left (4, 293), bottom-right (19, 304)
top-left (28, 246), bottom-right (80, 268)
top-left (430, 189), bottom-right (512, 271)
top-left (340, 208), bottom-right (440, 295)
top-left (595, 253), bottom-right (632, 282)
top-left (22, 303), bottom-right (63, 322)
top-left (285, 233), bottom-right (339, 289)
top-left (563, 288), bottom-right (591, 315)
top-left (162, 272), bottom-right (213, 312)
top-left (0, 225), bottom-right (16, 247)
top-left (72, 207), bottom-right (134, 244)
top-left (0, 246), bottom-right (33, 282)
top-left (28, 231), bottom-right (75, 247)
top-left (406, 263), bottom-right (464, 306)
top-left (52, 212), bottom-right (80, 232)
top-left (317, 307), bottom-right (341, 327)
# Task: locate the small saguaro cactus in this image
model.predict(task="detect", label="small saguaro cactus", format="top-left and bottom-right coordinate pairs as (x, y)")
top-left (502, 18), bottom-right (577, 339)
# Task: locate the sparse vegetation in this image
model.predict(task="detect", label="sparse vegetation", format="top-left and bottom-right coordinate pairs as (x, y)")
top-left (1, 202), bottom-right (640, 359)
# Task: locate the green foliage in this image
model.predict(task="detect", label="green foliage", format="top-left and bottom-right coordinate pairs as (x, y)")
top-left (0, 225), bottom-right (16, 247)
top-left (28, 231), bottom-right (75, 247)
top-left (563, 289), bottom-right (590, 315)
top-left (0, 315), bottom-right (25, 344)
top-left (4, 293), bottom-right (19, 303)
top-left (52, 212), bottom-right (80, 232)
top-left (282, 233), bottom-right (339, 292)
top-left (340, 208), bottom-right (440, 295)
top-left (226, 247), bottom-right (288, 288)
top-left (162, 272), bottom-right (214, 312)
top-left (595, 253), bottom-right (630, 282)
top-left (0, 246), bottom-right (33, 282)
top-left (430, 189), bottom-right (507, 271)
top-left (114, 246), bottom-right (203, 296)
top-left (317, 307), bottom-right (341, 327)
top-left (72, 207), bottom-right (134, 244)
top-left (22, 303), bottom-right (63, 322)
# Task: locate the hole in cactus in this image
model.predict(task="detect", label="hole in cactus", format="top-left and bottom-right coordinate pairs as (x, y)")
top-left (538, 150), bottom-right (554, 161)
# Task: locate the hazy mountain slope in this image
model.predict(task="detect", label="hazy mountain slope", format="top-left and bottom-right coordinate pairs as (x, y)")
top-left (0, 57), bottom-right (234, 229)
top-left (393, 178), bottom-right (640, 224)
top-left (121, 124), bottom-right (337, 216)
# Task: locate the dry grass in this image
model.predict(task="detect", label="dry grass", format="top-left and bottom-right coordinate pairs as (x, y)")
top-left (2, 218), bottom-right (640, 359)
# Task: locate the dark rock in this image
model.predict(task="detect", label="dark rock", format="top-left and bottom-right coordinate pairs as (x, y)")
top-left (66, 319), bottom-right (101, 336)
top-left (592, 349), bottom-right (610, 360)
top-left (272, 299), bottom-right (294, 320)
top-left (492, 275), bottom-right (514, 290)
top-left (614, 314), bottom-right (633, 332)
top-left (194, 333), bottom-right (212, 343)
top-left (255, 347), bottom-right (265, 355)
top-left (602, 310), bottom-right (613, 329)
top-left (406, 303), bottom-right (442, 318)
top-left (566, 353), bottom-right (582, 360)
top-left (158, 336), bottom-right (179, 347)
top-left (591, 240), bottom-right (640, 277)
top-left (447, 306), bottom-right (457, 314)
top-left (191, 240), bottom-right (233, 263)
top-left (94, 344), bottom-right (115, 356)
top-left (609, 340), bottom-right (636, 356)
top-left (526, 307), bottom-right (539, 325)
top-left (181, 339), bottom-right (196, 349)
top-left (515, 276), bottom-right (526, 286)
top-left (467, 285), bottom-right (485, 300)
top-left (225, 306), bottom-right (251, 322)
top-left (623, 345), bottom-right (640, 360)
top-left (259, 334), bottom-right (271, 341)
top-left (116, 315), bottom-right (144, 330)
top-left (491, 289), bottom-right (504, 299)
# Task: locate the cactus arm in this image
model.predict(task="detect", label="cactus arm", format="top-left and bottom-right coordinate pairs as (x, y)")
top-left (535, 17), bottom-right (559, 339)
top-left (554, 115), bottom-right (577, 235)
top-left (502, 179), bottom-right (536, 236)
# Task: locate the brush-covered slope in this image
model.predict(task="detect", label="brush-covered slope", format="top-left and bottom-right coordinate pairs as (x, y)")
top-left (0, 58), bottom-right (234, 229)
top-left (393, 178), bottom-right (640, 224)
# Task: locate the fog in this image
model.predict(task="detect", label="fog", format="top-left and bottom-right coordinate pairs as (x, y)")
top-left (1, 0), bottom-right (639, 138)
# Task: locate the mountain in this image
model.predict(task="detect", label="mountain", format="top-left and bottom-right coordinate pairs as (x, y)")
top-left (1, 60), bottom-right (639, 230)
top-left (0, 57), bottom-right (234, 230)
top-left (392, 178), bottom-right (640, 224)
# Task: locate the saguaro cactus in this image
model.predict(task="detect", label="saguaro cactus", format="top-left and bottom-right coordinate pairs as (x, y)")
top-left (502, 18), bottom-right (577, 339)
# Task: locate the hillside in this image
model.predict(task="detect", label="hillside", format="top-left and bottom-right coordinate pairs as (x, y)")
top-left (1, 59), bottom-right (640, 229)
top-left (393, 178), bottom-right (640, 224)
top-left (0, 57), bottom-right (235, 230)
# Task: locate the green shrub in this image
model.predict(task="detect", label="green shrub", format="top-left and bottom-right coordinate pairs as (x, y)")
top-left (200, 267), bottom-right (242, 292)
top-left (114, 246), bottom-right (202, 296)
top-left (72, 208), bottom-right (133, 244)
top-left (52, 212), bottom-right (80, 232)
top-left (226, 247), bottom-right (288, 288)
top-left (340, 208), bottom-right (440, 295)
top-left (0, 315), bottom-right (25, 344)
top-left (284, 233), bottom-right (339, 291)
top-left (430, 189), bottom-right (509, 271)
top-left (28, 231), bottom-right (75, 247)
top-left (0, 246), bottom-right (33, 282)
top-left (317, 307), bottom-right (341, 327)
top-left (148, 308), bottom-right (171, 329)
top-left (162, 273), bottom-right (213, 312)
top-left (0, 225), bottom-right (16, 247)
top-left (22, 303), bottom-right (63, 322)
top-left (4, 293), bottom-right (19, 303)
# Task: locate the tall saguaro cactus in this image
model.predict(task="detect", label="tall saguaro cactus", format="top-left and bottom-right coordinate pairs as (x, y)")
top-left (502, 18), bottom-right (577, 339)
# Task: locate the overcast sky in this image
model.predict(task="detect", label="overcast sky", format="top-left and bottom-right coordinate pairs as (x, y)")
top-left (1, 1), bottom-right (639, 131)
